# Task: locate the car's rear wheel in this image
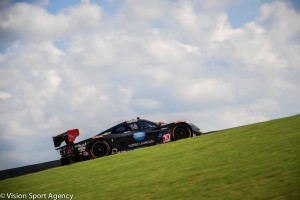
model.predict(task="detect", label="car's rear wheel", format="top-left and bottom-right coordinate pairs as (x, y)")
top-left (89, 140), bottom-right (111, 158)
top-left (60, 157), bottom-right (71, 166)
top-left (172, 125), bottom-right (191, 141)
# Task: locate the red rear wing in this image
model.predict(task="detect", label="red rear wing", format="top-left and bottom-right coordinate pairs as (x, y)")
top-left (67, 129), bottom-right (79, 142)
top-left (53, 129), bottom-right (80, 148)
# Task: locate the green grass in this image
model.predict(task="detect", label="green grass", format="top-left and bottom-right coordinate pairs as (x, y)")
top-left (1, 115), bottom-right (300, 200)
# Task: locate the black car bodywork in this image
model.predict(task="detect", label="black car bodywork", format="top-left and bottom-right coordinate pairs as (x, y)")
top-left (53, 118), bottom-right (202, 165)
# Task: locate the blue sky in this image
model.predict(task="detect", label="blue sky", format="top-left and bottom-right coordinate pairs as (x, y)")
top-left (10, 0), bottom-right (300, 28)
top-left (0, 0), bottom-right (299, 170)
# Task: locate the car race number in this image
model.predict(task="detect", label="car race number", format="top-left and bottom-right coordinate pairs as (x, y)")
top-left (162, 133), bottom-right (171, 143)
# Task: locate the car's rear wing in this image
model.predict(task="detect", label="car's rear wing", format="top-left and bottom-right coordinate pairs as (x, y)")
top-left (53, 129), bottom-right (80, 148)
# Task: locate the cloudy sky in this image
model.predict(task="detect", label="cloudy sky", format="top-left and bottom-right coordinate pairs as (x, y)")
top-left (0, 0), bottom-right (299, 170)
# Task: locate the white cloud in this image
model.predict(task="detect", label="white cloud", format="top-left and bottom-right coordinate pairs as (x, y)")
top-left (0, 91), bottom-right (12, 100)
top-left (220, 107), bottom-right (268, 128)
top-left (0, 0), bottom-right (299, 169)
top-left (175, 41), bottom-right (200, 53)
top-left (120, 0), bottom-right (165, 21)
top-left (134, 98), bottom-right (163, 110)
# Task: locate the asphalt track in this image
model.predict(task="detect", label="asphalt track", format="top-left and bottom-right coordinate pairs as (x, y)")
top-left (0, 160), bottom-right (61, 180)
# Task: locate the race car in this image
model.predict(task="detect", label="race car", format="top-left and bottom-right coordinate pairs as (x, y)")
top-left (53, 117), bottom-right (202, 165)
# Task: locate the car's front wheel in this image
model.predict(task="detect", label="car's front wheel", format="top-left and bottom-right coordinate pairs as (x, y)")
top-left (172, 125), bottom-right (191, 141)
top-left (89, 140), bottom-right (111, 159)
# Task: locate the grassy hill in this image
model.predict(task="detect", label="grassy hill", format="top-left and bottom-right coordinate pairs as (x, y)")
top-left (1, 115), bottom-right (300, 199)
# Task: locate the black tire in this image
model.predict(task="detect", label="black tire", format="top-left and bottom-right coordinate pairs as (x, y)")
top-left (60, 157), bottom-right (71, 166)
top-left (172, 125), bottom-right (191, 141)
top-left (89, 140), bottom-right (111, 159)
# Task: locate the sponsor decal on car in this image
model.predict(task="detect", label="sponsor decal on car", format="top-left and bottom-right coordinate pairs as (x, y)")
top-left (133, 132), bottom-right (145, 141)
top-left (128, 140), bottom-right (155, 148)
top-left (162, 133), bottom-right (171, 143)
top-left (158, 132), bottom-right (163, 140)
top-left (66, 146), bottom-right (73, 152)
top-left (75, 142), bottom-right (87, 152)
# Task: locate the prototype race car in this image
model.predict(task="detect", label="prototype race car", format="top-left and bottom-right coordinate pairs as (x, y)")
top-left (53, 117), bottom-right (202, 165)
